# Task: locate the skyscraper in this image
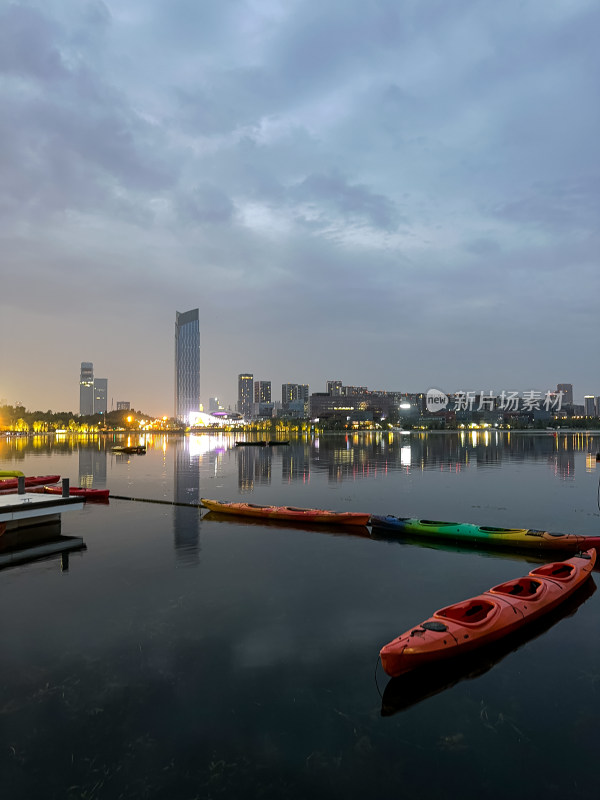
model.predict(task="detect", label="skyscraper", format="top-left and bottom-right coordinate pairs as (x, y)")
top-left (175, 309), bottom-right (201, 422)
top-left (80, 362), bottom-right (94, 415)
top-left (238, 373), bottom-right (253, 418)
top-left (93, 378), bottom-right (108, 415)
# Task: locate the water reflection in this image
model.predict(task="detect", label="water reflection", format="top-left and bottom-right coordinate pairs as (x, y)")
top-left (0, 520), bottom-right (87, 572)
top-left (78, 444), bottom-right (107, 489)
top-left (227, 432), bottom-right (600, 487)
top-left (1, 432), bottom-right (599, 493)
top-left (238, 446), bottom-right (272, 492)
top-left (174, 437), bottom-right (201, 565)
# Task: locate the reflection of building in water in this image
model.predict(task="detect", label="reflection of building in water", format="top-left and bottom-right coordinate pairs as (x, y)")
top-left (281, 444), bottom-right (311, 482)
top-left (237, 447), bottom-right (272, 492)
top-left (174, 438), bottom-right (200, 565)
top-left (78, 445), bottom-right (107, 488)
top-left (550, 434), bottom-right (576, 480)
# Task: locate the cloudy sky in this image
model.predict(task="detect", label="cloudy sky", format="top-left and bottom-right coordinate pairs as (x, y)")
top-left (1, 0), bottom-right (598, 415)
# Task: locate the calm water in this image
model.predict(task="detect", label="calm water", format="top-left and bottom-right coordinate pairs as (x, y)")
top-left (2, 431), bottom-right (600, 799)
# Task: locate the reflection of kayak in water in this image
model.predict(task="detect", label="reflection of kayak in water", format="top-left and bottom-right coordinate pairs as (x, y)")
top-left (111, 446), bottom-right (146, 454)
top-left (379, 550), bottom-right (596, 678)
top-left (381, 575), bottom-right (596, 716)
top-left (370, 515), bottom-right (600, 553)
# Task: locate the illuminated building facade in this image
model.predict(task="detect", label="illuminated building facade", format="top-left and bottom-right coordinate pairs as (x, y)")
top-left (79, 362), bottom-right (94, 415)
top-left (237, 373), bottom-right (253, 418)
top-left (254, 381), bottom-right (271, 403)
top-left (282, 383), bottom-right (310, 416)
top-left (175, 309), bottom-right (201, 422)
top-left (326, 380), bottom-right (342, 395)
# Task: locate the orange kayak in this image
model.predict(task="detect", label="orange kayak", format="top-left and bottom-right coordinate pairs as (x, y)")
top-left (380, 549), bottom-right (596, 678)
top-left (201, 498), bottom-right (370, 526)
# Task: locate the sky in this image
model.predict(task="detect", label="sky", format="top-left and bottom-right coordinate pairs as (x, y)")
top-left (1, 0), bottom-right (599, 415)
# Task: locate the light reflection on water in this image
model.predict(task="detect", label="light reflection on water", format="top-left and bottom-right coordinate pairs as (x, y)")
top-left (1, 433), bottom-right (600, 799)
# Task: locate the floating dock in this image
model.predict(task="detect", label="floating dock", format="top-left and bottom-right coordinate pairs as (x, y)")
top-left (0, 493), bottom-right (84, 532)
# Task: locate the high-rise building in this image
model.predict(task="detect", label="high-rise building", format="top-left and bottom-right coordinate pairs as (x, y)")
top-left (116, 401), bottom-right (130, 411)
top-left (238, 373), bottom-right (253, 418)
top-left (557, 384), bottom-right (573, 406)
top-left (93, 378), bottom-right (108, 415)
top-left (282, 383), bottom-right (310, 416)
top-left (254, 381), bottom-right (271, 403)
top-left (326, 380), bottom-right (342, 395)
top-left (584, 396), bottom-right (595, 416)
top-left (80, 362), bottom-right (94, 415)
top-left (175, 309), bottom-right (201, 422)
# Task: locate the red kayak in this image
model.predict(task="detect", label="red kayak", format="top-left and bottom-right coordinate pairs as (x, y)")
top-left (0, 475), bottom-right (60, 491)
top-left (380, 549), bottom-right (596, 678)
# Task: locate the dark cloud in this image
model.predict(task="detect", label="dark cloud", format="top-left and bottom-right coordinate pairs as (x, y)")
top-left (2, 0), bottom-right (600, 412)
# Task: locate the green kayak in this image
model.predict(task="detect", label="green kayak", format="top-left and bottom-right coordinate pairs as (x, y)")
top-left (369, 514), bottom-right (600, 553)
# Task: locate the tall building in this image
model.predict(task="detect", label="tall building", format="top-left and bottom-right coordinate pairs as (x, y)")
top-left (584, 396), bottom-right (595, 416)
top-left (79, 362), bottom-right (94, 415)
top-left (557, 384), bottom-right (573, 406)
top-left (326, 380), bottom-right (342, 395)
top-left (116, 401), bottom-right (130, 411)
top-left (175, 309), bottom-right (201, 422)
top-left (93, 378), bottom-right (108, 415)
top-left (282, 383), bottom-right (310, 416)
top-left (238, 373), bottom-right (253, 418)
top-left (254, 381), bottom-right (271, 403)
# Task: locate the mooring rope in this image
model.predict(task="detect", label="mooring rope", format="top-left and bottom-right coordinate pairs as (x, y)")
top-left (110, 494), bottom-right (205, 509)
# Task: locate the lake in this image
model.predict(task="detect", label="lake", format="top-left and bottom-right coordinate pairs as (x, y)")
top-left (1, 431), bottom-right (600, 799)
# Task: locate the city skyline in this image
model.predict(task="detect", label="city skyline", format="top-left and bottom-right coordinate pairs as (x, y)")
top-left (1, 2), bottom-right (599, 414)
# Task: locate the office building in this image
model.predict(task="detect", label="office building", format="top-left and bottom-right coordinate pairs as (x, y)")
top-left (80, 362), bottom-right (94, 416)
top-left (116, 401), bottom-right (130, 411)
top-left (557, 384), bottom-right (573, 406)
top-left (254, 381), bottom-right (271, 403)
top-left (584, 396), bottom-right (596, 416)
top-left (238, 373), bottom-right (253, 418)
top-left (93, 378), bottom-right (108, 415)
top-left (175, 309), bottom-right (201, 423)
top-left (282, 383), bottom-right (310, 416)
top-left (326, 380), bottom-right (342, 395)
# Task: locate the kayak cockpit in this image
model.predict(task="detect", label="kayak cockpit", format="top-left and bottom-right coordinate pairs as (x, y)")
top-left (489, 578), bottom-right (543, 598)
top-left (530, 562), bottom-right (575, 581)
top-left (436, 598), bottom-right (496, 625)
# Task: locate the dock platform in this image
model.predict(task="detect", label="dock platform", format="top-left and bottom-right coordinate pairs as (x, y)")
top-left (0, 493), bottom-right (84, 532)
